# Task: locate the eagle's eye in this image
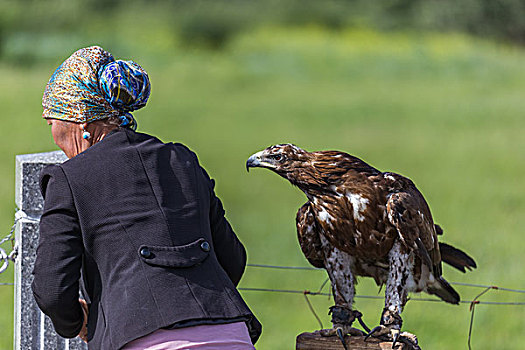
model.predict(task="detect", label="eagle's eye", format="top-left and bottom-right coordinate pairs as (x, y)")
top-left (269, 154), bottom-right (283, 161)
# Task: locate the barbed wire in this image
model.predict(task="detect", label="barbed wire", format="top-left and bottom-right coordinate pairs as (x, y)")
top-left (0, 255), bottom-right (523, 349)
top-left (239, 286), bottom-right (525, 305)
top-left (244, 262), bottom-right (525, 349)
top-left (246, 263), bottom-right (525, 295)
top-left (0, 208), bottom-right (521, 350)
top-left (247, 263), bottom-right (319, 270)
top-left (467, 286), bottom-right (493, 350)
top-left (450, 281), bottom-right (525, 294)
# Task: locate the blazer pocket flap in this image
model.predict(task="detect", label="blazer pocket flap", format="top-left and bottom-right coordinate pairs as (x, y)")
top-left (138, 238), bottom-right (210, 268)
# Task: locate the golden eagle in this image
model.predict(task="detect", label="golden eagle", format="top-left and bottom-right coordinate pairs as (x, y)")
top-left (247, 144), bottom-right (476, 349)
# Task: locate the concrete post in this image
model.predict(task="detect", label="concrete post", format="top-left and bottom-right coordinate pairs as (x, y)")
top-left (14, 151), bottom-right (87, 350)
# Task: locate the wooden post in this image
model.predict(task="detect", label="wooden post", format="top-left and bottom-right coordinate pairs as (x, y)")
top-left (296, 332), bottom-right (413, 350)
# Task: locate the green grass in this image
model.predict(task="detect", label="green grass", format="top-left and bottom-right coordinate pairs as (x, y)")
top-left (1, 26), bottom-right (524, 349)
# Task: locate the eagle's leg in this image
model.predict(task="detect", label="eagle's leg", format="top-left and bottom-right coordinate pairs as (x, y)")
top-left (318, 236), bottom-right (366, 340)
top-left (365, 241), bottom-right (420, 349)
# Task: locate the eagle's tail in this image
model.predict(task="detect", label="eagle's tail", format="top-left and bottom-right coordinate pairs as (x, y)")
top-left (428, 277), bottom-right (460, 305)
top-left (439, 242), bottom-right (477, 273)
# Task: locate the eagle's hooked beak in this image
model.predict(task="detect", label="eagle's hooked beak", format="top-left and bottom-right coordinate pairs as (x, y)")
top-left (246, 150), bottom-right (273, 172)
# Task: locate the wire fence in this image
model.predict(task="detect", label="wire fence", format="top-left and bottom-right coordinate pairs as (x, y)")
top-left (0, 217), bottom-right (19, 275)
top-left (2, 227), bottom-right (525, 349)
top-left (1, 265), bottom-right (524, 348)
top-left (241, 263), bottom-right (525, 350)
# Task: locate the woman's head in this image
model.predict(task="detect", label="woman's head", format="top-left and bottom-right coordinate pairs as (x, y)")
top-left (42, 46), bottom-right (151, 157)
top-left (46, 118), bottom-right (118, 159)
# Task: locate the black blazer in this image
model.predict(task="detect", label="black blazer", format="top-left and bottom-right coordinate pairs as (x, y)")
top-left (32, 128), bottom-right (261, 349)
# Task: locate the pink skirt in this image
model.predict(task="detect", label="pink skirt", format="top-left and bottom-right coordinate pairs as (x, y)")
top-left (121, 322), bottom-right (256, 350)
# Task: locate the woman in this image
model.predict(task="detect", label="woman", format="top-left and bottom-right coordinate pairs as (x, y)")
top-left (32, 46), bottom-right (261, 350)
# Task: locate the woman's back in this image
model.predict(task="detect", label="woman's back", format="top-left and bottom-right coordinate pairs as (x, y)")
top-left (34, 127), bottom-right (261, 349)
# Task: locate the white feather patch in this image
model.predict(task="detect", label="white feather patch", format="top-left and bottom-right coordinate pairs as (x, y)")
top-left (318, 207), bottom-right (333, 224)
top-left (346, 193), bottom-right (369, 221)
top-left (386, 241), bottom-right (416, 313)
top-left (320, 235), bottom-right (356, 306)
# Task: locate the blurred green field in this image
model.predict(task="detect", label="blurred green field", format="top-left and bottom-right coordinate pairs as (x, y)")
top-left (0, 25), bottom-right (524, 350)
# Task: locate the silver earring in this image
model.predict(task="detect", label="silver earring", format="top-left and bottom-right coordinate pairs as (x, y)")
top-left (82, 126), bottom-right (91, 140)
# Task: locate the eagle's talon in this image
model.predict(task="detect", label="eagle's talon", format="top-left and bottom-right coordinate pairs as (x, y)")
top-left (364, 325), bottom-right (385, 340)
top-left (365, 325), bottom-right (420, 349)
top-left (318, 326), bottom-right (365, 350)
top-left (356, 314), bottom-right (371, 333)
top-left (399, 332), bottom-right (420, 350)
top-left (391, 329), bottom-right (400, 349)
top-left (336, 328), bottom-right (349, 350)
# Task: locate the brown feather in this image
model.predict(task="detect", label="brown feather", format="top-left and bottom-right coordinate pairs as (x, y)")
top-left (296, 203), bottom-right (325, 268)
top-left (439, 242), bottom-right (477, 273)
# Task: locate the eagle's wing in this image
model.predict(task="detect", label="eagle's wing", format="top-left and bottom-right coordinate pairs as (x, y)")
top-left (386, 189), bottom-right (442, 276)
top-left (296, 202), bottom-right (325, 268)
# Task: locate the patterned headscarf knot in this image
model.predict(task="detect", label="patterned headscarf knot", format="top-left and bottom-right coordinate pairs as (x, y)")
top-left (42, 46), bottom-right (151, 130)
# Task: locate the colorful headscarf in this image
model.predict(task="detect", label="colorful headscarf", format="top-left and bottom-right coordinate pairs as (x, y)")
top-left (42, 46), bottom-right (151, 130)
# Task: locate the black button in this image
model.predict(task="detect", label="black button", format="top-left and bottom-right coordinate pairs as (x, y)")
top-left (140, 247), bottom-right (152, 258)
top-left (200, 241), bottom-right (210, 252)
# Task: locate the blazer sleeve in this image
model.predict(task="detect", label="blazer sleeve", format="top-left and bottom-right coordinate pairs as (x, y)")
top-left (31, 165), bottom-right (84, 338)
top-left (200, 167), bottom-right (247, 286)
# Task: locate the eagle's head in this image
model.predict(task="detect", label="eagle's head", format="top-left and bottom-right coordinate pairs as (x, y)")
top-left (247, 144), bottom-right (376, 193)
top-left (246, 144), bottom-right (313, 188)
